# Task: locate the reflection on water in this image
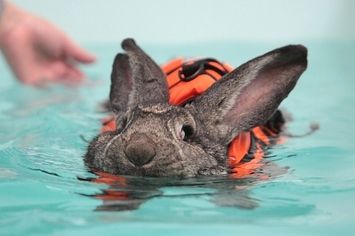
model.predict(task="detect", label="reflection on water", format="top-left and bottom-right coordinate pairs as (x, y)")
top-left (78, 159), bottom-right (288, 212)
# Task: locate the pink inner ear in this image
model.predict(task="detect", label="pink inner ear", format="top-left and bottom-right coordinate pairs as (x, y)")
top-left (224, 68), bottom-right (293, 130)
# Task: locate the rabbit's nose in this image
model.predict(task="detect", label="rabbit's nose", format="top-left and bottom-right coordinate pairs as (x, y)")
top-left (124, 133), bottom-right (156, 167)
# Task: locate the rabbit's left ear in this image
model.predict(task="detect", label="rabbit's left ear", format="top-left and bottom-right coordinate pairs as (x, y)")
top-left (110, 38), bottom-right (169, 117)
top-left (189, 45), bottom-right (307, 144)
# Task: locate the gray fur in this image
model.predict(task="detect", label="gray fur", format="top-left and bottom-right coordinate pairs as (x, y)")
top-left (85, 38), bottom-right (307, 178)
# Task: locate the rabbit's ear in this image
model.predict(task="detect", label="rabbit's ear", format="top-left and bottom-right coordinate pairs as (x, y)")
top-left (122, 38), bottom-right (169, 107)
top-left (190, 45), bottom-right (307, 144)
top-left (110, 53), bottom-right (133, 116)
top-left (110, 39), bottom-right (169, 117)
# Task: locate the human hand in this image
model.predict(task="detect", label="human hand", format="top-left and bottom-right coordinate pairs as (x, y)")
top-left (0, 2), bottom-right (96, 85)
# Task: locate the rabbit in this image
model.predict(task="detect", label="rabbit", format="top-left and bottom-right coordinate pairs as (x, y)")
top-left (84, 38), bottom-right (307, 178)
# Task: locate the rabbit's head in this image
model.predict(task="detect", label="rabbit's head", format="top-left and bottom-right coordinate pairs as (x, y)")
top-left (85, 39), bottom-right (307, 178)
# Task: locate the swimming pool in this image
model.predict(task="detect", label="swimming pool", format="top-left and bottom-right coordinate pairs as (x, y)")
top-left (1, 41), bottom-right (355, 235)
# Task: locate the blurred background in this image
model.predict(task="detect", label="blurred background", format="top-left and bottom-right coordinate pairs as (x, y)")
top-left (10, 0), bottom-right (355, 45)
top-left (2, 0), bottom-right (354, 115)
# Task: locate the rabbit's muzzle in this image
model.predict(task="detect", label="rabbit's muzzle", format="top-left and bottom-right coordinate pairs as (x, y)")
top-left (124, 133), bottom-right (156, 167)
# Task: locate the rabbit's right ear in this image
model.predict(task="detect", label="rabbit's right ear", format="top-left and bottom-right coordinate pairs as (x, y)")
top-left (110, 53), bottom-right (133, 118)
top-left (109, 39), bottom-right (169, 121)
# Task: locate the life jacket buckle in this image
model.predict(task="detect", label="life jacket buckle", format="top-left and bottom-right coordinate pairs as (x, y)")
top-left (178, 58), bottom-right (228, 82)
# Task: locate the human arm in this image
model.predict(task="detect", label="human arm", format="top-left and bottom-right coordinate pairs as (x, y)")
top-left (0, 1), bottom-right (95, 85)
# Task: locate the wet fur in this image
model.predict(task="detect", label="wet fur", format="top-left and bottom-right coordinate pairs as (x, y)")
top-left (85, 38), bottom-right (307, 178)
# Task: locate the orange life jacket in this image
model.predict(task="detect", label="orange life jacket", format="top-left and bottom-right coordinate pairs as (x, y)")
top-left (101, 58), bottom-right (284, 178)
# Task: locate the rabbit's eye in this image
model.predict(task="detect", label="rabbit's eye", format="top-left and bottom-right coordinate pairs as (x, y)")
top-left (181, 125), bottom-right (194, 141)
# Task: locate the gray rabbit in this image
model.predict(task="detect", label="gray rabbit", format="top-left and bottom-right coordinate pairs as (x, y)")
top-left (85, 38), bottom-right (307, 178)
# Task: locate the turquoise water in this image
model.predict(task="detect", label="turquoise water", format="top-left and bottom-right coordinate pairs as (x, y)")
top-left (1, 42), bottom-right (355, 235)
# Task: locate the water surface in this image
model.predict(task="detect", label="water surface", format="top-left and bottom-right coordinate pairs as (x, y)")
top-left (0, 41), bottom-right (355, 235)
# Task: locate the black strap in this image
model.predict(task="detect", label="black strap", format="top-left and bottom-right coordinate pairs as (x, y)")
top-left (179, 58), bottom-right (229, 82)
